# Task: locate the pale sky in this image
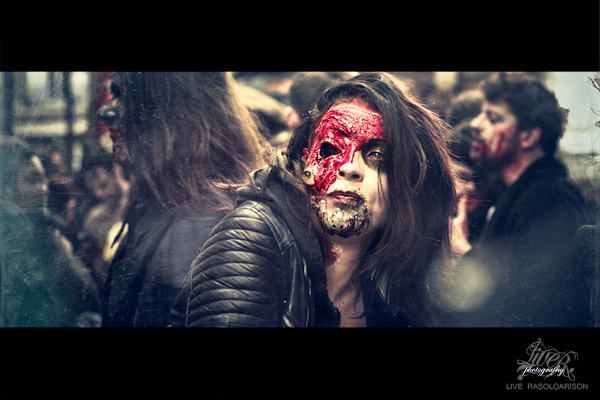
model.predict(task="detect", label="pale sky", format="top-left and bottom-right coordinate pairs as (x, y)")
top-left (549, 72), bottom-right (599, 154)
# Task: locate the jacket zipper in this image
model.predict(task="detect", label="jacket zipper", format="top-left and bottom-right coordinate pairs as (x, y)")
top-left (305, 304), bottom-right (310, 327)
top-left (282, 305), bottom-right (311, 328)
top-left (282, 312), bottom-right (295, 327)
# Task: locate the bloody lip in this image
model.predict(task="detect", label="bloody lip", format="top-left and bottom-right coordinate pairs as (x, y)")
top-left (470, 138), bottom-right (487, 156)
top-left (327, 190), bottom-right (363, 205)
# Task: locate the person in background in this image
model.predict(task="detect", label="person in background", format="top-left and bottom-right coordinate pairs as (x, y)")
top-left (431, 72), bottom-right (595, 327)
top-left (77, 151), bottom-right (130, 286)
top-left (237, 83), bottom-right (291, 149)
top-left (0, 136), bottom-right (101, 327)
top-left (286, 71), bottom-right (356, 132)
top-left (171, 72), bottom-right (458, 327)
top-left (445, 88), bottom-right (504, 243)
top-left (43, 146), bottom-right (78, 228)
top-left (99, 72), bottom-right (268, 327)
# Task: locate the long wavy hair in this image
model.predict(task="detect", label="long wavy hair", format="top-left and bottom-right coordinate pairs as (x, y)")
top-left (287, 72), bottom-right (458, 324)
top-left (111, 72), bottom-right (267, 213)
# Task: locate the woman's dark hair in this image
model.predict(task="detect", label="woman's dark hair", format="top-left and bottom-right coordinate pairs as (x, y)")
top-left (481, 72), bottom-right (568, 156)
top-left (111, 72), bottom-right (267, 212)
top-left (287, 72), bottom-right (458, 324)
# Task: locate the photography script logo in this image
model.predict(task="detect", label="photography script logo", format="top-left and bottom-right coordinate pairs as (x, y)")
top-left (517, 338), bottom-right (577, 381)
top-left (505, 338), bottom-right (589, 392)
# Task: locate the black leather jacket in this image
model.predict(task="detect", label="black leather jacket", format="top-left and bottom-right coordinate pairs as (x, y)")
top-left (103, 190), bottom-right (230, 327)
top-left (171, 165), bottom-right (407, 327)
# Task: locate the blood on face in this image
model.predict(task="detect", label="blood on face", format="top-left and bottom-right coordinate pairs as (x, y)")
top-left (302, 101), bottom-right (384, 197)
top-left (302, 101), bottom-right (386, 238)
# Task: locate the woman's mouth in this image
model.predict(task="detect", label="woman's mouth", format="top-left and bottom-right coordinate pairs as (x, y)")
top-left (313, 191), bottom-right (370, 238)
top-left (327, 190), bottom-right (363, 205)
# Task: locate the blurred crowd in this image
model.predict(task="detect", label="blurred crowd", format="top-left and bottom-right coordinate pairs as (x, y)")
top-left (0, 71), bottom-right (598, 327)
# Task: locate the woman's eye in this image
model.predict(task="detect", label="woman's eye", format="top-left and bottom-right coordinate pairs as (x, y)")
top-left (366, 150), bottom-right (383, 163)
top-left (319, 143), bottom-right (340, 159)
top-left (362, 140), bottom-right (385, 169)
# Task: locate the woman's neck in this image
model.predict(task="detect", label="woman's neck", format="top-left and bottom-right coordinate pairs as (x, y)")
top-left (325, 241), bottom-right (362, 301)
top-left (324, 234), bottom-right (374, 327)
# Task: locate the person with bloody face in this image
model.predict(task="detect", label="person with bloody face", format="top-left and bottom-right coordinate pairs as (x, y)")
top-left (171, 72), bottom-right (458, 327)
top-left (430, 72), bottom-right (595, 327)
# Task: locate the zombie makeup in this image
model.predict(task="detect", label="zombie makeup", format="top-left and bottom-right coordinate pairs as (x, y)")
top-left (470, 100), bottom-right (519, 167)
top-left (97, 88), bottom-right (133, 168)
top-left (312, 193), bottom-right (370, 238)
top-left (98, 79), bottom-right (127, 156)
top-left (303, 101), bottom-right (384, 196)
top-left (303, 101), bottom-right (386, 238)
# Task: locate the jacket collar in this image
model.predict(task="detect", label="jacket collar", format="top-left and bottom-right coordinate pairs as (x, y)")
top-left (508, 155), bottom-right (568, 194)
top-left (237, 163), bottom-right (325, 271)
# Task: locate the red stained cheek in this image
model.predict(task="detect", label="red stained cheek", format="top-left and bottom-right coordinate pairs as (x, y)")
top-left (305, 135), bottom-right (353, 196)
top-left (487, 129), bottom-right (509, 157)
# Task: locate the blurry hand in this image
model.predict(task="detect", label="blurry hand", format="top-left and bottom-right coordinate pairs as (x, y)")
top-left (450, 195), bottom-right (472, 257)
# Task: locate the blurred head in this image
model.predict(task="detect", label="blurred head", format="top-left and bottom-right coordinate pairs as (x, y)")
top-left (445, 89), bottom-right (484, 166)
top-left (0, 136), bottom-right (48, 213)
top-left (446, 89), bottom-right (485, 128)
top-left (469, 99), bottom-right (521, 169)
top-left (469, 72), bottom-right (568, 168)
top-left (84, 166), bottom-right (118, 203)
top-left (99, 72), bottom-right (267, 211)
top-left (79, 150), bottom-right (120, 203)
top-left (286, 72), bottom-right (356, 131)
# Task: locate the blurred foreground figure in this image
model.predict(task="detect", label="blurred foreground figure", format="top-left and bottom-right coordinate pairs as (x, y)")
top-left (0, 136), bottom-right (101, 327)
top-left (99, 72), bottom-right (267, 327)
top-left (431, 72), bottom-right (595, 327)
top-left (172, 72), bottom-right (458, 327)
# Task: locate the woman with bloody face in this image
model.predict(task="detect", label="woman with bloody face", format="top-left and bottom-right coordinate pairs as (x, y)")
top-left (171, 72), bottom-right (458, 327)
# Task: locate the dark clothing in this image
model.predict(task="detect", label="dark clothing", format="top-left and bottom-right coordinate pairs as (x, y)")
top-left (438, 156), bottom-right (595, 327)
top-left (102, 192), bottom-right (230, 327)
top-left (171, 165), bottom-right (409, 327)
top-left (0, 199), bottom-right (101, 327)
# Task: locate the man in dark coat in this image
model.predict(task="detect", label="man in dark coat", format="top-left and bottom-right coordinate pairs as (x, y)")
top-left (433, 72), bottom-right (595, 327)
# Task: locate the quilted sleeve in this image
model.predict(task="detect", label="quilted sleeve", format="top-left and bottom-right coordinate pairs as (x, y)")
top-left (174, 202), bottom-right (287, 327)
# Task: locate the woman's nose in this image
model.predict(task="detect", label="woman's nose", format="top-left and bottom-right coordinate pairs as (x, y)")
top-left (337, 152), bottom-right (364, 181)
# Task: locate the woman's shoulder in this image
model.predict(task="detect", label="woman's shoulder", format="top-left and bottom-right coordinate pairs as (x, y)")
top-left (206, 200), bottom-right (285, 246)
